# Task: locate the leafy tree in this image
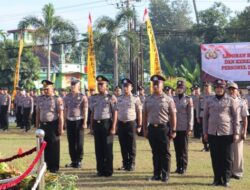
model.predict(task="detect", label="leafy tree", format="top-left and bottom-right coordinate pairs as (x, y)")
top-left (0, 40), bottom-right (40, 89)
top-left (18, 3), bottom-right (78, 80)
top-left (194, 2), bottom-right (231, 43)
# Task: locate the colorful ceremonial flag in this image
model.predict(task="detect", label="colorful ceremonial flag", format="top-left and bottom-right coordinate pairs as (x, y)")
top-left (87, 13), bottom-right (97, 91)
top-left (144, 9), bottom-right (162, 92)
top-left (12, 37), bottom-right (24, 99)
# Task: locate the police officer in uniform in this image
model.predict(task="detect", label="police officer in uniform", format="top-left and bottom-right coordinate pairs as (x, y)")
top-left (143, 75), bottom-right (177, 183)
top-left (191, 84), bottom-right (201, 138)
top-left (90, 75), bottom-right (117, 177)
top-left (0, 87), bottom-right (11, 131)
top-left (21, 89), bottom-right (33, 132)
top-left (228, 82), bottom-right (249, 180)
top-left (31, 89), bottom-right (37, 127)
top-left (163, 86), bottom-right (173, 97)
top-left (64, 78), bottom-right (88, 168)
top-left (36, 80), bottom-right (64, 173)
top-left (0, 87), bottom-right (3, 130)
top-left (87, 88), bottom-right (96, 129)
top-left (15, 87), bottom-right (24, 128)
top-left (197, 82), bottom-right (214, 151)
top-left (117, 78), bottom-right (142, 171)
top-left (138, 86), bottom-right (146, 104)
top-left (173, 80), bottom-right (194, 174)
top-left (203, 79), bottom-right (240, 187)
top-left (245, 86), bottom-right (250, 133)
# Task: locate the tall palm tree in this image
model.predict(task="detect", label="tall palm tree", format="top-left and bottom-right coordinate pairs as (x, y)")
top-left (18, 3), bottom-right (78, 80)
top-left (95, 8), bottom-right (138, 86)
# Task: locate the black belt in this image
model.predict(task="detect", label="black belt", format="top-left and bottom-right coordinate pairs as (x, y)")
top-left (94, 119), bottom-right (110, 124)
top-left (118, 120), bottom-right (136, 124)
top-left (149, 123), bottom-right (168, 128)
top-left (41, 120), bottom-right (58, 125)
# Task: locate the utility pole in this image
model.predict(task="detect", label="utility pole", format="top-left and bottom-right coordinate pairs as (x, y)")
top-left (192, 0), bottom-right (200, 24)
top-left (114, 35), bottom-right (119, 87)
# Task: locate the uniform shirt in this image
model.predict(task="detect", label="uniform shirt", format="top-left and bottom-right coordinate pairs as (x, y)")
top-left (117, 94), bottom-right (142, 122)
top-left (92, 93), bottom-right (117, 120)
top-left (233, 97), bottom-right (249, 122)
top-left (203, 94), bottom-right (240, 136)
top-left (139, 94), bottom-right (146, 104)
top-left (0, 94), bottom-right (11, 112)
top-left (191, 95), bottom-right (199, 111)
top-left (173, 95), bottom-right (194, 131)
top-left (144, 93), bottom-right (176, 124)
top-left (196, 93), bottom-right (213, 118)
top-left (16, 95), bottom-right (25, 107)
top-left (37, 95), bottom-right (64, 122)
top-left (22, 96), bottom-right (34, 113)
top-left (64, 92), bottom-right (88, 118)
top-left (32, 95), bottom-right (37, 106)
top-left (245, 94), bottom-right (250, 109)
top-left (88, 95), bottom-right (96, 111)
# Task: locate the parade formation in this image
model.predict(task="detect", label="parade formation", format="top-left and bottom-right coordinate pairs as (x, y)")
top-left (1, 75), bottom-right (249, 188)
top-left (1, 0), bottom-right (250, 189)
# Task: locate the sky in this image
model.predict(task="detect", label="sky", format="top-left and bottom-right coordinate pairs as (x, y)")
top-left (0, 0), bottom-right (249, 35)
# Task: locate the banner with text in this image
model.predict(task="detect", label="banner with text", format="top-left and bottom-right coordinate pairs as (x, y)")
top-left (201, 42), bottom-right (250, 81)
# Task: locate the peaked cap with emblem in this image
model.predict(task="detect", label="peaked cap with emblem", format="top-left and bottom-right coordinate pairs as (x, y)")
top-left (121, 78), bottom-right (133, 86)
top-left (214, 79), bottom-right (226, 87)
top-left (71, 77), bottom-right (81, 85)
top-left (150, 74), bottom-right (165, 82)
top-left (41, 80), bottom-right (54, 89)
top-left (96, 75), bottom-right (110, 83)
top-left (177, 80), bottom-right (186, 88)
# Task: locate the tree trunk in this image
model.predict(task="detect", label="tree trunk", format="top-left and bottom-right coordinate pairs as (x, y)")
top-left (114, 35), bottom-right (118, 87)
top-left (47, 33), bottom-right (51, 80)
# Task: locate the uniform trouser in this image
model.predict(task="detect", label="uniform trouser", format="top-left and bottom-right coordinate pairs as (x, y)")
top-left (247, 111), bottom-right (250, 134)
top-left (40, 120), bottom-right (60, 172)
top-left (193, 110), bottom-right (201, 138)
top-left (148, 124), bottom-right (171, 178)
top-left (93, 119), bottom-right (114, 176)
top-left (21, 107), bottom-right (31, 131)
top-left (87, 109), bottom-right (91, 129)
top-left (232, 138), bottom-right (244, 177)
top-left (16, 106), bottom-right (22, 127)
top-left (0, 106), bottom-right (8, 130)
top-left (173, 131), bottom-right (188, 171)
top-left (66, 119), bottom-right (84, 164)
top-left (208, 135), bottom-right (233, 184)
top-left (117, 120), bottom-right (136, 168)
top-left (32, 106), bottom-right (36, 126)
top-left (200, 117), bottom-right (209, 150)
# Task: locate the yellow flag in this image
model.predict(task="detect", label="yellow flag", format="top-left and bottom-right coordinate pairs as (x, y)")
top-left (144, 9), bottom-right (162, 93)
top-left (12, 38), bottom-right (24, 100)
top-left (144, 9), bottom-right (162, 76)
top-left (87, 13), bottom-right (97, 91)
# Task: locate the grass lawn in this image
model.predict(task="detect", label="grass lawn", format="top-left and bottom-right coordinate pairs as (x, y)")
top-left (1, 126), bottom-right (250, 190)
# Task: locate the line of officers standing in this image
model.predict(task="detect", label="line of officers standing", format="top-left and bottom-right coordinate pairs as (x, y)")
top-left (2, 75), bottom-right (248, 187)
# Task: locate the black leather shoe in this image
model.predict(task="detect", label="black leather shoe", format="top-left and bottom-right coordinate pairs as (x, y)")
top-left (127, 165), bottom-right (135, 171)
top-left (118, 166), bottom-right (127, 171)
top-left (211, 180), bottom-right (222, 186)
top-left (174, 168), bottom-right (180, 173)
top-left (161, 176), bottom-right (169, 183)
top-left (65, 163), bottom-right (76, 168)
top-left (148, 176), bottom-right (161, 181)
top-left (179, 168), bottom-right (186, 174)
top-left (231, 174), bottom-right (241, 180)
top-left (74, 162), bottom-right (82, 168)
top-left (223, 182), bottom-right (230, 187)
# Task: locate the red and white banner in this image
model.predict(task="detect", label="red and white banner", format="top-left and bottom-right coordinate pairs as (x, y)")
top-left (201, 42), bottom-right (250, 81)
